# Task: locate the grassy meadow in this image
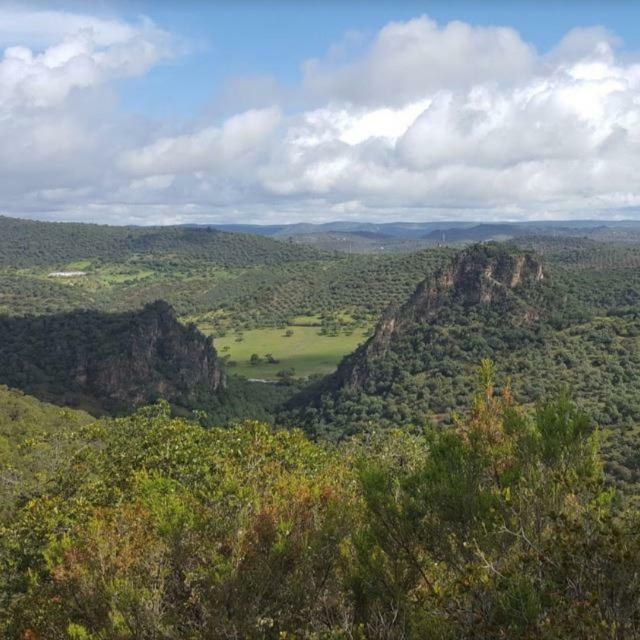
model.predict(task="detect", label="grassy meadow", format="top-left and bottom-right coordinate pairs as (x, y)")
top-left (214, 324), bottom-right (369, 379)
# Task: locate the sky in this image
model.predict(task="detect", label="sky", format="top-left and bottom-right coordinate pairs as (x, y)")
top-left (1, 1), bottom-right (640, 225)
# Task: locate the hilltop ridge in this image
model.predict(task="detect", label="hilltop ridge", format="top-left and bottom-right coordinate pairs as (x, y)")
top-left (285, 244), bottom-right (563, 437)
top-left (0, 300), bottom-right (225, 413)
top-left (0, 214), bottom-right (327, 268)
top-left (333, 244), bottom-right (545, 391)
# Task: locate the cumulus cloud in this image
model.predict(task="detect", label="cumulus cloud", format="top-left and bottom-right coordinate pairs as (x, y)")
top-left (2, 10), bottom-right (640, 224)
top-left (119, 107), bottom-right (282, 177)
top-left (254, 18), bottom-right (640, 219)
top-left (0, 6), bottom-right (140, 48)
top-left (303, 16), bottom-right (536, 106)
top-left (0, 8), bottom-right (173, 109)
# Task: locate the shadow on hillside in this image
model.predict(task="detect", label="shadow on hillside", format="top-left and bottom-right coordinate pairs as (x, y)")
top-left (0, 300), bottom-right (222, 416)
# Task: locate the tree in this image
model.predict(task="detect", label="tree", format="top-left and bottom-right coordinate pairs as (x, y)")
top-left (277, 368), bottom-right (295, 381)
top-left (348, 366), bottom-right (629, 639)
top-left (4, 368), bottom-right (640, 640)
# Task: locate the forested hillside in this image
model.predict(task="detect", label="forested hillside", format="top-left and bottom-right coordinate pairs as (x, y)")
top-left (0, 216), bottom-right (452, 325)
top-left (0, 216), bottom-right (456, 378)
top-left (0, 386), bottom-right (93, 521)
top-left (0, 215), bottom-right (325, 268)
top-left (284, 244), bottom-right (640, 493)
top-left (0, 301), bottom-right (225, 413)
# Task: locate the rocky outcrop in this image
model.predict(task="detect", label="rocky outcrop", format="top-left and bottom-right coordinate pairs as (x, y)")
top-left (0, 300), bottom-right (225, 412)
top-left (332, 245), bottom-right (544, 390)
top-left (372, 245), bottom-right (542, 340)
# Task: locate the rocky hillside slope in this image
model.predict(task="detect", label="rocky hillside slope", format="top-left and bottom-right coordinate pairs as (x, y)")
top-left (285, 244), bottom-right (557, 437)
top-left (0, 300), bottom-right (225, 412)
top-left (335, 244), bottom-right (544, 390)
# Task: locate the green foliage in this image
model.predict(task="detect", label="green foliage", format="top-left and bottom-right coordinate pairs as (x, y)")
top-left (1, 403), bottom-right (357, 639)
top-left (0, 216), bottom-right (456, 382)
top-left (0, 386), bottom-right (92, 520)
top-left (0, 215), bottom-right (453, 335)
top-left (0, 301), bottom-right (223, 414)
top-left (0, 215), bottom-right (324, 269)
top-left (347, 381), bottom-right (629, 639)
top-left (2, 373), bottom-right (640, 639)
top-left (286, 243), bottom-right (640, 492)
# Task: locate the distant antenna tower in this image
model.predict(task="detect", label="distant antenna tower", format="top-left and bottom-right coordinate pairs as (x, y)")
top-left (442, 231), bottom-right (445, 243)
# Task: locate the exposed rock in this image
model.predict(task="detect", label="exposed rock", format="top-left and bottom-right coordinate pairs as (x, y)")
top-left (0, 300), bottom-right (225, 412)
top-left (318, 244), bottom-right (544, 393)
top-left (369, 244), bottom-right (543, 342)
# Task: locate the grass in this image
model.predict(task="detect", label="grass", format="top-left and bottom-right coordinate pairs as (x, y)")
top-left (37, 262), bottom-right (158, 286)
top-left (64, 260), bottom-right (93, 271)
top-left (213, 326), bottom-right (369, 379)
top-left (289, 314), bottom-right (322, 326)
top-left (93, 267), bottom-right (156, 284)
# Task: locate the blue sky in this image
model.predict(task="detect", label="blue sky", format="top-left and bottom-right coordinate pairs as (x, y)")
top-left (110, 1), bottom-right (640, 118)
top-left (1, 1), bottom-right (640, 224)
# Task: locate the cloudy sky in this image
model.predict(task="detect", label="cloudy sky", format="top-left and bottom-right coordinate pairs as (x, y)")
top-left (2, 0), bottom-right (640, 225)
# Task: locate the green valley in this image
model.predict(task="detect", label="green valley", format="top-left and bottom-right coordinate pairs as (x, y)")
top-left (6, 215), bottom-right (640, 638)
top-left (215, 323), bottom-right (369, 379)
top-left (0, 215), bottom-right (451, 378)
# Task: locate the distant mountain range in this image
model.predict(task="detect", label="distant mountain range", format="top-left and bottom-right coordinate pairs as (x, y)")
top-left (6, 214), bottom-right (640, 258)
top-left (198, 220), bottom-right (640, 253)
top-left (203, 221), bottom-right (474, 239)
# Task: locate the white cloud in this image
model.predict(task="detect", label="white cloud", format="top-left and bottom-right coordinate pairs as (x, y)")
top-left (251, 19), bottom-right (640, 220)
top-left (2, 10), bottom-right (640, 224)
top-left (546, 27), bottom-right (620, 66)
top-left (303, 16), bottom-right (536, 106)
top-left (119, 107), bottom-right (282, 177)
top-left (0, 8), bottom-right (172, 109)
top-left (0, 6), bottom-right (140, 48)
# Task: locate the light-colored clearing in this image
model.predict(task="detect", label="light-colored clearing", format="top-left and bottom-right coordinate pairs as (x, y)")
top-left (213, 326), bottom-right (368, 379)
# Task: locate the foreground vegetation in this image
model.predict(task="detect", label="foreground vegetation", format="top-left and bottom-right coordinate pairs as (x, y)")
top-left (0, 386), bottom-right (92, 521)
top-left (2, 364), bottom-right (640, 638)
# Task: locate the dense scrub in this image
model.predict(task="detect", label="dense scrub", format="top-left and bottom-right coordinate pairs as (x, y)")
top-left (0, 301), bottom-right (225, 414)
top-left (0, 301), bottom-right (297, 423)
top-left (191, 248), bottom-right (453, 330)
top-left (2, 368), bottom-right (640, 638)
top-left (0, 386), bottom-right (92, 521)
top-left (0, 247), bottom-right (453, 333)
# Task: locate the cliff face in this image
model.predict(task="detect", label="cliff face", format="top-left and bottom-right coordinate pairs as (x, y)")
top-left (79, 301), bottom-right (225, 407)
top-left (333, 245), bottom-right (544, 390)
top-left (373, 246), bottom-right (543, 341)
top-left (0, 300), bottom-right (225, 412)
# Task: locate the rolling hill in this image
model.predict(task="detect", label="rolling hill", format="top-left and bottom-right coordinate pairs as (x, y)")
top-left (0, 215), bottom-right (327, 268)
